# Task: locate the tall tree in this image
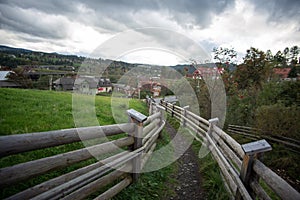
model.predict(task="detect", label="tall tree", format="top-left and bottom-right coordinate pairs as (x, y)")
top-left (235, 47), bottom-right (267, 89)
top-left (283, 47), bottom-right (290, 65)
top-left (265, 49), bottom-right (274, 62)
top-left (289, 45), bottom-right (299, 65)
top-left (274, 51), bottom-right (285, 67)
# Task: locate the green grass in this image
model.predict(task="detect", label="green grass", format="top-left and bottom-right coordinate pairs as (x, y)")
top-left (0, 88), bottom-right (147, 135)
top-left (192, 140), bottom-right (230, 200)
top-left (0, 88), bottom-right (148, 198)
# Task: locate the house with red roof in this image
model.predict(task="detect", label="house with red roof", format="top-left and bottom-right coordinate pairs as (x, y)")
top-left (272, 68), bottom-right (292, 81)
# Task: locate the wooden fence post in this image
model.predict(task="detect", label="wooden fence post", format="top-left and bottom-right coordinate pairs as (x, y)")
top-left (156, 104), bottom-right (165, 138)
top-left (235, 139), bottom-right (272, 200)
top-left (207, 118), bottom-right (219, 151)
top-left (165, 101), bottom-right (168, 113)
top-left (127, 109), bottom-right (148, 182)
top-left (149, 102), bottom-right (153, 115)
top-left (208, 118), bottom-right (219, 134)
top-left (182, 105), bottom-right (189, 127)
top-left (171, 103), bottom-right (175, 117)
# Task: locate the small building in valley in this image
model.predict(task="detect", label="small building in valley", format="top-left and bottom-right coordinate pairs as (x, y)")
top-left (97, 78), bottom-right (112, 94)
top-left (53, 77), bottom-right (75, 91)
top-left (0, 71), bottom-right (21, 88)
top-left (53, 76), bottom-right (113, 95)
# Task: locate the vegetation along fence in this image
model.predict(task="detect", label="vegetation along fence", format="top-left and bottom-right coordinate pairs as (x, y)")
top-left (159, 99), bottom-right (300, 200)
top-left (0, 104), bottom-right (165, 200)
top-left (227, 124), bottom-right (300, 153)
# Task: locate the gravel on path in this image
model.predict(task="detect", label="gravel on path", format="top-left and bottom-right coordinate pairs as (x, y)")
top-left (165, 122), bottom-right (206, 200)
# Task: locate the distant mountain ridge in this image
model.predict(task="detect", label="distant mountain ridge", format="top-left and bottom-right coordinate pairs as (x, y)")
top-left (0, 45), bottom-right (222, 74)
top-left (0, 45), bottom-right (34, 54)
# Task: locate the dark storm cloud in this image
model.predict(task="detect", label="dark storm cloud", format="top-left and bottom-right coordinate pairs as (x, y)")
top-left (252, 0), bottom-right (300, 22)
top-left (0, 3), bottom-right (70, 39)
top-left (0, 0), bottom-right (235, 38)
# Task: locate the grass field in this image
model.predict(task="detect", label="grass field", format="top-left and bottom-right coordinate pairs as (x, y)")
top-left (0, 88), bottom-right (147, 135)
top-left (0, 88), bottom-right (176, 199)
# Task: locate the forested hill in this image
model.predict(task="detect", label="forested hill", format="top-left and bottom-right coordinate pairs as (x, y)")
top-left (0, 45), bottom-right (85, 68)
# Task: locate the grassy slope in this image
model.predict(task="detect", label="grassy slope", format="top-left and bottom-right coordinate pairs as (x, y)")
top-left (0, 88), bottom-right (176, 199)
top-left (0, 88), bottom-right (146, 135)
top-left (0, 88), bottom-right (146, 197)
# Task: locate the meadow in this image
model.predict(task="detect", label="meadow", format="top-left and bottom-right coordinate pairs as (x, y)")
top-left (0, 88), bottom-right (176, 199)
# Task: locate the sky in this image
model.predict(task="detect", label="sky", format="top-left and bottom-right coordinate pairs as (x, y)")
top-left (0, 0), bottom-right (299, 65)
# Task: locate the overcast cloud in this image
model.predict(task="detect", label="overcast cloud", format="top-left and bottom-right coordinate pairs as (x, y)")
top-left (0, 0), bottom-right (299, 65)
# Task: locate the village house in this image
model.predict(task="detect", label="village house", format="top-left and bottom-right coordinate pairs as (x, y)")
top-left (0, 71), bottom-right (20, 88)
top-left (53, 76), bottom-right (112, 95)
top-left (272, 68), bottom-right (293, 81)
top-left (74, 77), bottom-right (98, 95)
top-left (53, 76), bottom-right (75, 91)
top-left (97, 77), bottom-right (112, 94)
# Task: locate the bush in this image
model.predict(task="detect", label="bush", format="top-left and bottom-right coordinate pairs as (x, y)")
top-left (255, 104), bottom-right (300, 139)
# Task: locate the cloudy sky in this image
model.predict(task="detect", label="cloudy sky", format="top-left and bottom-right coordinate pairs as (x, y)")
top-left (0, 0), bottom-right (299, 65)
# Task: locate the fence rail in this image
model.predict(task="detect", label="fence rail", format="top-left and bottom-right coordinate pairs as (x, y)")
top-left (160, 100), bottom-right (300, 200)
top-left (227, 124), bottom-right (300, 152)
top-left (0, 103), bottom-right (165, 200)
top-left (1, 98), bottom-right (300, 200)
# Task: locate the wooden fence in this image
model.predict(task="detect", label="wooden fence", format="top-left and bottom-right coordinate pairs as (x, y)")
top-left (0, 104), bottom-right (165, 200)
top-left (160, 99), bottom-right (300, 200)
top-left (227, 124), bottom-right (300, 153)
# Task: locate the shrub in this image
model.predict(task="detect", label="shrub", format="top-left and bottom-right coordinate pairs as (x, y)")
top-left (255, 104), bottom-right (300, 139)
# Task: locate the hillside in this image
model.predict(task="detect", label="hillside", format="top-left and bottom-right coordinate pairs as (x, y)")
top-left (0, 88), bottom-right (147, 135)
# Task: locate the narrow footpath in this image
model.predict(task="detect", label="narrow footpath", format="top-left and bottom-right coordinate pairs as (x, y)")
top-left (165, 122), bottom-right (206, 200)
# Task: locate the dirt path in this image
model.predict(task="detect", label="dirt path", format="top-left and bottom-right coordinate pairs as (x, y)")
top-left (165, 122), bottom-right (206, 200)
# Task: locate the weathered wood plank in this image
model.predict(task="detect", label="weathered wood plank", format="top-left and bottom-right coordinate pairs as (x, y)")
top-left (60, 165), bottom-right (132, 200)
top-left (141, 142), bottom-right (157, 170)
top-left (143, 120), bottom-right (165, 153)
top-left (142, 118), bottom-right (159, 137)
top-left (249, 180), bottom-right (272, 200)
top-left (211, 131), bottom-right (242, 170)
top-left (142, 126), bottom-right (159, 144)
top-left (220, 171), bottom-right (235, 199)
top-left (186, 109), bottom-right (209, 126)
top-left (228, 125), bottom-right (300, 146)
top-left (0, 123), bottom-right (134, 157)
top-left (212, 148), bottom-right (237, 196)
top-left (143, 111), bottom-right (161, 125)
top-left (0, 137), bottom-right (134, 187)
top-left (205, 133), bottom-right (252, 200)
top-left (132, 121), bottom-right (143, 181)
top-left (93, 176), bottom-right (132, 200)
top-left (184, 116), bottom-right (207, 135)
top-left (31, 155), bottom-right (135, 200)
top-left (213, 125), bottom-right (245, 159)
top-left (186, 112), bottom-right (209, 132)
top-left (253, 160), bottom-right (300, 200)
top-left (185, 123), bottom-right (206, 142)
top-left (6, 151), bottom-right (129, 200)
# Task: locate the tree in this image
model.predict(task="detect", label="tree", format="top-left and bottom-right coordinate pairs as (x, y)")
top-left (235, 47), bottom-right (268, 89)
top-left (212, 47), bottom-right (237, 70)
top-left (283, 47), bottom-right (289, 65)
top-left (274, 51), bottom-right (285, 67)
top-left (288, 65), bottom-right (299, 78)
top-left (265, 49), bottom-right (273, 62)
top-left (289, 45), bottom-right (299, 65)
